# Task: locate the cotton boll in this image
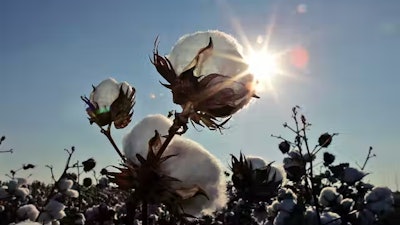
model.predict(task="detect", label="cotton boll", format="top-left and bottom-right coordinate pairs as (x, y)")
top-left (304, 206), bottom-right (317, 225)
top-left (0, 186), bottom-right (9, 198)
top-left (277, 188), bottom-right (297, 201)
top-left (123, 114), bottom-right (227, 215)
top-left (15, 187), bottom-right (30, 199)
top-left (167, 30), bottom-right (247, 77)
top-left (58, 178), bottom-right (73, 191)
top-left (267, 165), bottom-right (285, 184)
top-left (365, 186), bottom-right (394, 217)
top-left (340, 198), bottom-right (355, 213)
top-left (64, 189), bottom-right (79, 198)
top-left (17, 204), bottom-right (39, 221)
top-left (17, 178), bottom-right (28, 186)
top-left (8, 180), bottom-right (18, 192)
top-left (319, 187), bottom-right (342, 207)
top-left (278, 199), bottom-right (296, 213)
top-left (52, 221), bottom-right (60, 225)
top-left (37, 212), bottom-right (52, 224)
top-left (356, 209), bottom-right (375, 225)
top-left (267, 200), bottom-right (280, 217)
top-left (45, 200), bottom-right (65, 214)
top-left (90, 78), bottom-right (120, 109)
top-left (247, 156), bottom-right (267, 169)
top-left (161, 137), bottom-right (227, 215)
top-left (123, 114), bottom-right (172, 164)
top-left (320, 211), bottom-right (341, 225)
top-left (74, 213), bottom-right (86, 225)
top-left (52, 210), bottom-right (66, 220)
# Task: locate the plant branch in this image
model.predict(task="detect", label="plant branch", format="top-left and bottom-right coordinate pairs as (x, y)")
top-left (359, 146), bottom-right (375, 171)
top-left (100, 125), bottom-right (126, 162)
top-left (36, 147), bottom-right (75, 222)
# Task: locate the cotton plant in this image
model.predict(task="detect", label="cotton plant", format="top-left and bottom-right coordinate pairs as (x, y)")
top-left (116, 114), bottom-right (227, 216)
top-left (229, 153), bottom-right (284, 202)
top-left (81, 30), bottom-right (258, 224)
top-left (263, 106), bottom-right (397, 225)
top-left (0, 178), bottom-right (31, 202)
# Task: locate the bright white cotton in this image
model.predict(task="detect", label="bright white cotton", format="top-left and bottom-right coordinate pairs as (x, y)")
top-left (167, 30), bottom-right (247, 78)
top-left (90, 78), bottom-right (133, 110)
top-left (123, 114), bottom-right (227, 215)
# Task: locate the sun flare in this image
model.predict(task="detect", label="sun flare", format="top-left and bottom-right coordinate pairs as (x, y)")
top-left (246, 50), bottom-right (280, 83)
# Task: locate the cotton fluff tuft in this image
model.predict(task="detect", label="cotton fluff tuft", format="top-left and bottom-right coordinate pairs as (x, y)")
top-left (16, 204), bottom-right (39, 221)
top-left (167, 30), bottom-right (247, 77)
top-left (123, 114), bottom-right (227, 215)
top-left (58, 178), bottom-right (73, 191)
top-left (319, 187), bottom-right (343, 207)
top-left (246, 156), bottom-right (267, 169)
top-left (247, 156), bottom-right (285, 183)
top-left (364, 186), bottom-right (394, 216)
top-left (90, 78), bottom-right (133, 110)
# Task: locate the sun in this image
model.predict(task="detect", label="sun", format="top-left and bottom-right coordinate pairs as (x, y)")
top-left (245, 49), bottom-right (281, 83)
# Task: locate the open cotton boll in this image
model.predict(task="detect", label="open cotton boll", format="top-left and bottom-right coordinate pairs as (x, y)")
top-left (17, 178), bottom-right (28, 186)
top-left (123, 114), bottom-right (227, 215)
top-left (123, 114), bottom-right (172, 164)
top-left (15, 187), bottom-right (30, 199)
top-left (0, 186), bottom-right (9, 198)
top-left (37, 212), bottom-right (52, 224)
top-left (247, 156), bottom-right (285, 184)
top-left (246, 156), bottom-right (267, 169)
top-left (64, 189), bottom-right (79, 198)
top-left (167, 30), bottom-right (247, 77)
top-left (90, 78), bottom-right (120, 109)
top-left (319, 187), bottom-right (343, 207)
top-left (45, 199), bottom-right (65, 214)
top-left (8, 180), bottom-right (18, 192)
top-left (365, 186), bottom-right (394, 216)
top-left (58, 178), bottom-right (73, 191)
top-left (90, 78), bottom-right (133, 110)
top-left (16, 204), bottom-right (39, 221)
top-left (160, 137), bottom-right (227, 215)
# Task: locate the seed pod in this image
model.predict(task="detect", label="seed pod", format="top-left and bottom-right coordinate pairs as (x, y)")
top-left (318, 133), bottom-right (333, 147)
top-left (323, 152), bottom-right (335, 166)
top-left (82, 158), bottom-right (96, 172)
top-left (83, 178), bottom-right (92, 187)
top-left (279, 141), bottom-right (290, 154)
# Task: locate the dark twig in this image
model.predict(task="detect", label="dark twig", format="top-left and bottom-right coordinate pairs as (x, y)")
top-left (45, 165), bottom-right (56, 183)
top-left (358, 146), bottom-right (376, 171)
top-left (36, 147), bottom-right (75, 222)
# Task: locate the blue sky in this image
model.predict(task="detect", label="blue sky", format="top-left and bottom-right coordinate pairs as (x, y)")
top-left (1, 0), bottom-right (399, 190)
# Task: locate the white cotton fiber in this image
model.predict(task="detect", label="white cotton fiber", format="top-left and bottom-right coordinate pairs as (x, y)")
top-left (123, 114), bottom-right (227, 215)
